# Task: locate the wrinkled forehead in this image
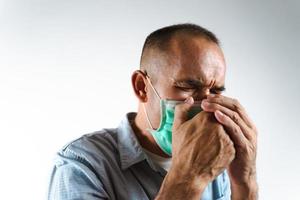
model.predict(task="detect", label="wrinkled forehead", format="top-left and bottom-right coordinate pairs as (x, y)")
top-left (161, 36), bottom-right (226, 87)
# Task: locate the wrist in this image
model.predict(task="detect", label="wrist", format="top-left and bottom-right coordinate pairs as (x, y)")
top-left (231, 178), bottom-right (258, 200)
top-left (156, 168), bottom-right (209, 200)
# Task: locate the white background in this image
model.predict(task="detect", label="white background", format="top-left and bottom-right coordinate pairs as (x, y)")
top-left (0, 0), bottom-right (299, 199)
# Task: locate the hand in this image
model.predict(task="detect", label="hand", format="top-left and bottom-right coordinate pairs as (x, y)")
top-left (201, 94), bottom-right (258, 189)
top-left (171, 97), bottom-right (236, 188)
top-left (155, 96), bottom-right (236, 200)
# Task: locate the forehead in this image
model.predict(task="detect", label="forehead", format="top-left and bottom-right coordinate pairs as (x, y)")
top-left (162, 36), bottom-right (226, 87)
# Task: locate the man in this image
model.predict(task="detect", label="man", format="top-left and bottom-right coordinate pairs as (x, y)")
top-left (48, 23), bottom-right (258, 200)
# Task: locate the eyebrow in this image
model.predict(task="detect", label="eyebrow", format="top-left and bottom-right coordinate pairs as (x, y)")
top-left (173, 79), bottom-right (226, 91)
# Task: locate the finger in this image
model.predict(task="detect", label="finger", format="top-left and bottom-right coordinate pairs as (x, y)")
top-left (206, 94), bottom-right (255, 129)
top-left (214, 110), bottom-right (248, 148)
top-left (173, 96), bottom-right (194, 131)
top-left (201, 101), bottom-right (254, 141)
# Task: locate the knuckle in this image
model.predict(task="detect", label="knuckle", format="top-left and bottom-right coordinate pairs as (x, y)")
top-left (232, 113), bottom-right (240, 124)
top-left (222, 136), bottom-right (235, 156)
top-left (232, 98), bottom-right (239, 105)
top-left (234, 126), bottom-right (241, 135)
top-left (224, 135), bottom-right (232, 145)
top-left (217, 129), bottom-right (228, 141)
top-left (229, 145), bottom-right (236, 155)
top-left (232, 98), bottom-right (241, 110)
top-left (236, 106), bottom-right (244, 115)
top-left (226, 138), bottom-right (235, 150)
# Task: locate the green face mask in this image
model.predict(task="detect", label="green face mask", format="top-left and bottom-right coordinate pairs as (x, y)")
top-left (143, 76), bottom-right (202, 156)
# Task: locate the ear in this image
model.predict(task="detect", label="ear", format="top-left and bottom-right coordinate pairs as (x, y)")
top-left (131, 70), bottom-right (148, 103)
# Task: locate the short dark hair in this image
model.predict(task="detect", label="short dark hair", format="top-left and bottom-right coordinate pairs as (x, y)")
top-left (140, 23), bottom-right (219, 70)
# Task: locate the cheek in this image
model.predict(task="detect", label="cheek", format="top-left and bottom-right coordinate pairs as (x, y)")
top-left (148, 92), bottom-right (160, 111)
top-left (146, 92), bottom-right (162, 126)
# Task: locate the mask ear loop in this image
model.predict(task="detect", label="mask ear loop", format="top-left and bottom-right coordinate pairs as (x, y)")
top-left (142, 103), bottom-right (154, 130)
top-left (142, 75), bottom-right (162, 130)
top-left (145, 75), bottom-right (161, 100)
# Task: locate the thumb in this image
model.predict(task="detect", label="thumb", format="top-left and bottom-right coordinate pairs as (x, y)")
top-left (173, 96), bottom-right (194, 130)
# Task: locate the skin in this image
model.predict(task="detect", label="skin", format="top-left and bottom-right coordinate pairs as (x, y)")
top-left (131, 34), bottom-right (258, 199)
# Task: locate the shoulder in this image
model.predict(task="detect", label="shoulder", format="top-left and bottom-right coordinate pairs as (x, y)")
top-left (49, 130), bottom-right (118, 199)
top-left (58, 128), bottom-right (120, 168)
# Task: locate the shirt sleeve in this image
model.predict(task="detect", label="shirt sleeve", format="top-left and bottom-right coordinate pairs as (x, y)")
top-left (221, 170), bottom-right (231, 200)
top-left (48, 151), bottom-right (109, 200)
top-left (209, 170), bottom-right (231, 200)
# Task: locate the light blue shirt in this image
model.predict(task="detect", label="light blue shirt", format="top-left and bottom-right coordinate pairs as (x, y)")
top-left (48, 113), bottom-right (231, 200)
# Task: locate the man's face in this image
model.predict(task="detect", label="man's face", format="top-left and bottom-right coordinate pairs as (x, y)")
top-left (145, 37), bottom-right (226, 129)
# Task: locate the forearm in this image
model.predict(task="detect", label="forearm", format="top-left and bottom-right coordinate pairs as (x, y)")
top-left (231, 178), bottom-right (258, 200)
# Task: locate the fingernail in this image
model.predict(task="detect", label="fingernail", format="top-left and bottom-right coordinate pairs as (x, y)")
top-left (216, 110), bottom-right (224, 116)
top-left (184, 97), bottom-right (194, 105)
top-left (201, 100), bottom-right (209, 107)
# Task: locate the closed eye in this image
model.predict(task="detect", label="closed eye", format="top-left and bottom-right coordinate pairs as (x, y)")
top-left (210, 90), bottom-right (222, 94)
top-left (174, 80), bottom-right (226, 94)
top-left (210, 86), bottom-right (226, 94)
top-left (174, 86), bottom-right (197, 91)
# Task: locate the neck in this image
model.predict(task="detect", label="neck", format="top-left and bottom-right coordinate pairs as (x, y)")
top-left (133, 104), bottom-right (170, 158)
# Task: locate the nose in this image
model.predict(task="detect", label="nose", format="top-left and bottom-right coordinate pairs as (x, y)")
top-left (192, 88), bottom-right (210, 101)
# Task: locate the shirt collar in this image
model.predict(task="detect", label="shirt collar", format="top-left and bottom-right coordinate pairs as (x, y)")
top-left (117, 112), bottom-right (146, 170)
